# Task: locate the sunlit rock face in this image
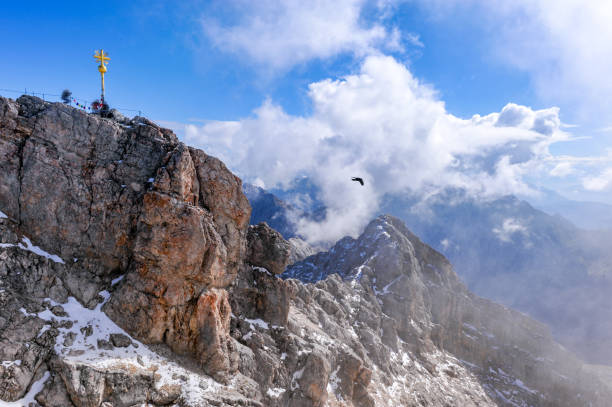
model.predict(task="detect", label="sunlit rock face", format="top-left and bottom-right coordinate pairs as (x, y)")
top-left (0, 95), bottom-right (610, 406)
top-left (0, 95), bottom-right (251, 380)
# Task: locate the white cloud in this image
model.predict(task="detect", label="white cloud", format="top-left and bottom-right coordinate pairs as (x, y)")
top-left (202, 0), bottom-right (403, 72)
top-left (583, 168), bottom-right (612, 192)
top-left (493, 218), bottom-right (528, 243)
top-left (418, 0), bottom-right (612, 124)
top-left (440, 238), bottom-right (451, 250)
top-left (183, 55), bottom-right (567, 245)
top-left (550, 162), bottom-right (574, 177)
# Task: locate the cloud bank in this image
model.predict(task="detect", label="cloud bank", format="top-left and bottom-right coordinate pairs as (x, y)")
top-left (203, 0), bottom-right (403, 72)
top-left (183, 55), bottom-right (570, 244)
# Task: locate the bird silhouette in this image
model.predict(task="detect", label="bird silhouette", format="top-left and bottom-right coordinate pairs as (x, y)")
top-left (351, 177), bottom-right (364, 186)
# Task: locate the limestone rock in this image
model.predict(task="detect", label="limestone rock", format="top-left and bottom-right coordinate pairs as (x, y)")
top-left (109, 333), bottom-right (131, 348)
top-left (287, 237), bottom-right (316, 264)
top-left (247, 222), bottom-right (291, 275)
top-left (0, 95), bottom-right (252, 379)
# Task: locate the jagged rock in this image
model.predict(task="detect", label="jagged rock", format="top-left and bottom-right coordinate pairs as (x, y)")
top-left (97, 339), bottom-right (113, 350)
top-left (247, 222), bottom-right (291, 275)
top-left (35, 371), bottom-right (75, 406)
top-left (108, 109), bottom-right (128, 124)
top-left (296, 352), bottom-right (330, 406)
top-left (281, 215), bottom-right (612, 406)
top-left (230, 266), bottom-right (295, 328)
top-left (287, 237), bottom-right (316, 264)
top-left (150, 383), bottom-right (181, 405)
top-left (56, 358), bottom-right (154, 407)
top-left (0, 95), bottom-right (251, 379)
top-left (109, 333), bottom-right (131, 348)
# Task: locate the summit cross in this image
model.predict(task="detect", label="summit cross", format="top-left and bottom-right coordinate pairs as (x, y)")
top-left (93, 49), bottom-right (110, 102)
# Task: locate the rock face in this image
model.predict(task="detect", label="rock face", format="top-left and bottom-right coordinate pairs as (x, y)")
top-left (380, 190), bottom-right (612, 365)
top-left (287, 237), bottom-right (316, 264)
top-left (247, 222), bottom-right (291, 275)
top-left (1, 95), bottom-right (611, 406)
top-left (280, 215), bottom-right (612, 406)
top-left (0, 95), bottom-right (251, 380)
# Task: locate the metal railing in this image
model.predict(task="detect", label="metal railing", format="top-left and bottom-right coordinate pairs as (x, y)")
top-left (0, 87), bottom-right (146, 117)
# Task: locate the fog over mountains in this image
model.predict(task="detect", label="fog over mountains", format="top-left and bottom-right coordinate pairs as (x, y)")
top-left (245, 182), bottom-right (612, 365)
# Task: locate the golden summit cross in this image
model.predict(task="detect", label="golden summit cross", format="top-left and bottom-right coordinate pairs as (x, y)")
top-left (93, 49), bottom-right (110, 101)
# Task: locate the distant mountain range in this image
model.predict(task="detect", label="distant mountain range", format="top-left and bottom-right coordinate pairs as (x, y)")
top-left (522, 188), bottom-right (612, 231)
top-left (244, 183), bottom-right (612, 365)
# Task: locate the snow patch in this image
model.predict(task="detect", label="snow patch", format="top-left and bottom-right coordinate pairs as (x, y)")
top-left (266, 387), bottom-right (286, 398)
top-left (18, 237), bottom-right (65, 263)
top-left (0, 360), bottom-right (21, 368)
top-left (327, 366), bottom-right (342, 400)
top-left (291, 367), bottom-right (305, 390)
top-left (111, 275), bottom-right (125, 286)
top-left (244, 317), bottom-right (269, 330)
top-left (21, 290), bottom-right (225, 405)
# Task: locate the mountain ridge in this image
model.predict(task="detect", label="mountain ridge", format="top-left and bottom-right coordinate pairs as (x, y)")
top-left (246, 182), bottom-right (612, 364)
top-left (0, 95), bottom-right (609, 406)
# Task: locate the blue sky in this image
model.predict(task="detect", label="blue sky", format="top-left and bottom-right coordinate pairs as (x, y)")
top-left (2, 1), bottom-right (612, 238)
top-left (0, 1), bottom-right (579, 122)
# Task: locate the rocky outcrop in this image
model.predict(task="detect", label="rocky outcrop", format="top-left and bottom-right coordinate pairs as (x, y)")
top-left (247, 222), bottom-right (291, 275)
top-left (0, 95), bottom-right (251, 380)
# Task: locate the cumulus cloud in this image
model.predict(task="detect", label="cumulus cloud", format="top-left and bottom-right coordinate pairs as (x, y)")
top-left (493, 218), bottom-right (529, 243)
top-left (550, 162), bottom-right (574, 177)
top-left (583, 168), bottom-right (612, 192)
top-left (183, 55), bottom-right (568, 245)
top-left (202, 0), bottom-right (403, 72)
top-left (417, 0), bottom-right (612, 124)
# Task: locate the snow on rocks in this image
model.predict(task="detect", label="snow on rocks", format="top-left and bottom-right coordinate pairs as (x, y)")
top-left (244, 317), bottom-right (269, 330)
top-left (0, 236), bottom-right (65, 263)
top-left (110, 274), bottom-right (125, 286)
top-left (0, 372), bottom-right (50, 407)
top-left (266, 387), bottom-right (286, 398)
top-left (15, 288), bottom-right (246, 406)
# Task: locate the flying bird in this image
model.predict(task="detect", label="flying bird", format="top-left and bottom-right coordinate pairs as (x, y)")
top-left (351, 177), bottom-right (364, 186)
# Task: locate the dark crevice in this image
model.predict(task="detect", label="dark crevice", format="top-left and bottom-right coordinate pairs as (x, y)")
top-left (15, 130), bottom-right (31, 229)
top-left (187, 147), bottom-right (210, 213)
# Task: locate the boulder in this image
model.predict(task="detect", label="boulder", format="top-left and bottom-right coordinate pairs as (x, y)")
top-left (247, 222), bottom-right (291, 275)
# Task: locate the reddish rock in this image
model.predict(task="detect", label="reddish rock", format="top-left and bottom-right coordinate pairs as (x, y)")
top-left (247, 222), bottom-right (291, 275)
top-left (0, 96), bottom-right (251, 377)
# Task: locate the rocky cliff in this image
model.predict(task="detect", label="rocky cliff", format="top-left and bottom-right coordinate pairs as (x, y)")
top-left (0, 95), bottom-right (610, 406)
